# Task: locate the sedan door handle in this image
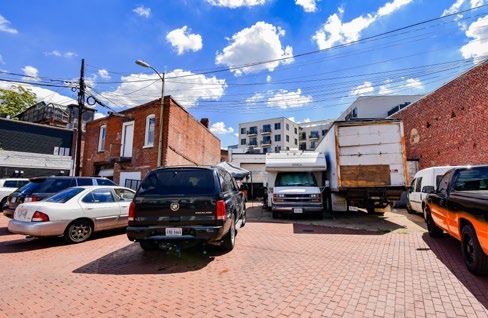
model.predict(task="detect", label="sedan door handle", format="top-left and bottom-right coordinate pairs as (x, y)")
top-left (86, 207), bottom-right (94, 210)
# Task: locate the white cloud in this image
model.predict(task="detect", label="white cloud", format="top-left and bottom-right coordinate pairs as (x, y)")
top-left (21, 66), bottom-right (40, 82)
top-left (210, 122), bottom-right (235, 134)
top-left (266, 75), bottom-right (271, 82)
top-left (442, 0), bottom-right (485, 16)
top-left (166, 26), bottom-right (203, 55)
top-left (100, 69), bottom-right (227, 109)
top-left (206, 0), bottom-right (266, 8)
top-left (313, 0), bottom-right (413, 49)
top-left (460, 15), bottom-right (488, 60)
top-left (288, 117), bottom-right (296, 122)
top-left (133, 6), bottom-right (151, 18)
top-left (296, 0), bottom-right (318, 12)
top-left (94, 112), bottom-right (107, 119)
top-left (44, 50), bottom-right (77, 58)
top-left (216, 21), bottom-right (294, 76)
top-left (98, 69), bottom-right (111, 80)
top-left (378, 77), bottom-right (424, 94)
top-left (0, 15), bottom-right (18, 34)
top-left (234, 132), bottom-right (239, 137)
top-left (350, 82), bottom-right (374, 96)
top-left (267, 89), bottom-right (312, 109)
top-left (0, 82), bottom-right (76, 105)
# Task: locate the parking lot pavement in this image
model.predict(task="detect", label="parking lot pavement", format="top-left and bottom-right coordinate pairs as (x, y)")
top-left (1, 210), bottom-right (487, 318)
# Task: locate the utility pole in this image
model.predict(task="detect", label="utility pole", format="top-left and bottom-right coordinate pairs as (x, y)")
top-left (75, 59), bottom-right (85, 176)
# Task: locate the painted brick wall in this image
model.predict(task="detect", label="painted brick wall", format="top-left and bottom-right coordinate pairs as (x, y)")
top-left (391, 61), bottom-right (488, 170)
top-left (82, 97), bottom-right (221, 183)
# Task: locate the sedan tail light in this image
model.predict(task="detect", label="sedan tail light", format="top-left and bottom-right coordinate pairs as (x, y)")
top-left (32, 211), bottom-right (49, 222)
top-left (128, 202), bottom-right (135, 221)
top-left (216, 200), bottom-right (227, 220)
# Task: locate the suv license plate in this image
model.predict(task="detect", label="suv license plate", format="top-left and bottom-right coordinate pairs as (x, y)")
top-left (165, 228), bottom-right (182, 236)
top-left (293, 208), bottom-right (303, 214)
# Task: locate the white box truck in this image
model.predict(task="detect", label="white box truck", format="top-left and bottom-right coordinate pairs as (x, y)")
top-left (315, 119), bottom-right (408, 214)
top-left (265, 151), bottom-right (327, 218)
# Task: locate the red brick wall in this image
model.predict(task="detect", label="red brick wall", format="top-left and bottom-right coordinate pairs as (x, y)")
top-left (82, 97), bottom-right (221, 183)
top-left (391, 61), bottom-right (488, 170)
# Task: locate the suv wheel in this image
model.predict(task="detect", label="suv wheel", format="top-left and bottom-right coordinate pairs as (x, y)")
top-left (221, 216), bottom-right (236, 251)
top-left (140, 240), bottom-right (159, 251)
top-left (64, 220), bottom-right (93, 243)
top-left (461, 225), bottom-right (488, 275)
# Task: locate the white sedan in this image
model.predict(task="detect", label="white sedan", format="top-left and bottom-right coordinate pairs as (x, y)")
top-left (8, 186), bottom-right (135, 243)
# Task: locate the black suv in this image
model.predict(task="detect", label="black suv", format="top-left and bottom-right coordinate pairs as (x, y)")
top-left (127, 166), bottom-right (246, 251)
top-left (3, 176), bottom-right (116, 218)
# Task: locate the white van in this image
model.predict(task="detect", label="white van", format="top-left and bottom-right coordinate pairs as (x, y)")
top-left (406, 166), bottom-right (463, 215)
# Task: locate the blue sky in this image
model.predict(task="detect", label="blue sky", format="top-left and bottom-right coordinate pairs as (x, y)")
top-left (1, 0), bottom-right (487, 147)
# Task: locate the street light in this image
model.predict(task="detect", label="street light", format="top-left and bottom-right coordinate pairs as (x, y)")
top-left (135, 59), bottom-right (166, 167)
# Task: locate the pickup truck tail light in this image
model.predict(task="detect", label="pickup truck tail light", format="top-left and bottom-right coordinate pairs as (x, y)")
top-left (216, 200), bottom-right (227, 220)
top-left (25, 196), bottom-right (37, 202)
top-left (32, 211), bottom-right (49, 222)
top-left (128, 202), bottom-right (135, 221)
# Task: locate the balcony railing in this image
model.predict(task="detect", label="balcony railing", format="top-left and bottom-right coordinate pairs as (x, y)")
top-left (261, 139), bottom-right (272, 145)
top-left (308, 134), bottom-right (320, 140)
top-left (260, 128), bottom-right (272, 135)
top-left (247, 130), bottom-right (258, 136)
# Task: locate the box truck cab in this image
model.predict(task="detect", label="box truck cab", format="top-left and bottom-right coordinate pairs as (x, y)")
top-left (265, 151), bottom-right (327, 218)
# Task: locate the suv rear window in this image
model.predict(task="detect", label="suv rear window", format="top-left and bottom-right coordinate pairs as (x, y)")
top-left (17, 180), bottom-right (45, 194)
top-left (138, 169), bottom-right (216, 196)
top-left (34, 178), bottom-right (75, 194)
top-left (96, 178), bottom-right (116, 186)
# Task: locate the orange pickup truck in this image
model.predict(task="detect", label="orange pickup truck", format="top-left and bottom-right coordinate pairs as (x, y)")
top-left (424, 165), bottom-right (488, 275)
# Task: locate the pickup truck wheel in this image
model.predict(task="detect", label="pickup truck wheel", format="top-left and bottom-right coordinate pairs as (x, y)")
top-left (64, 220), bottom-right (93, 244)
top-left (139, 240), bottom-right (159, 251)
top-left (406, 202), bottom-right (415, 214)
top-left (424, 207), bottom-right (442, 237)
top-left (461, 225), bottom-right (488, 275)
top-left (240, 208), bottom-right (246, 227)
top-left (221, 217), bottom-right (236, 251)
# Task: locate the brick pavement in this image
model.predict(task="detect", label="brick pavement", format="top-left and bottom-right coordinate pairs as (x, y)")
top-left (0, 210), bottom-right (487, 318)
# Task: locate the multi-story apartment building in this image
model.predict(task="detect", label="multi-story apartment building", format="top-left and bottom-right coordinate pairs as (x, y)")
top-left (238, 117), bottom-right (300, 153)
top-left (298, 119), bottom-right (334, 151)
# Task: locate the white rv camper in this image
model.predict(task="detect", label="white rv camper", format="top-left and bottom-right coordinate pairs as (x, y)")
top-left (265, 151), bottom-right (327, 218)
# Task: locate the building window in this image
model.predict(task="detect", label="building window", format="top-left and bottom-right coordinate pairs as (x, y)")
top-left (263, 124), bottom-right (271, 133)
top-left (294, 127), bottom-right (297, 134)
top-left (274, 122), bottom-right (281, 130)
top-left (311, 141), bottom-right (316, 149)
top-left (262, 136), bottom-right (271, 144)
top-left (322, 129), bottom-right (327, 136)
top-left (286, 135), bottom-right (290, 142)
top-left (310, 131), bottom-right (319, 139)
top-left (275, 146), bottom-right (281, 153)
top-left (144, 115), bottom-right (155, 147)
top-left (274, 135), bottom-right (281, 142)
top-left (241, 138), bottom-right (246, 145)
top-left (286, 147), bottom-right (290, 150)
top-left (249, 126), bottom-right (258, 134)
top-left (286, 123), bottom-right (290, 130)
top-left (98, 125), bottom-right (106, 152)
top-left (249, 137), bottom-right (257, 146)
top-left (294, 138), bottom-right (297, 145)
top-left (241, 127), bottom-right (246, 134)
top-left (263, 147), bottom-right (272, 153)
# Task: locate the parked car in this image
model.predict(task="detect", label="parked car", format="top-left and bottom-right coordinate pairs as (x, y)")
top-left (127, 166), bottom-right (246, 251)
top-left (0, 178), bottom-right (29, 211)
top-left (8, 186), bottom-right (135, 243)
top-left (424, 165), bottom-right (488, 275)
top-left (3, 176), bottom-right (116, 218)
top-left (407, 166), bottom-right (464, 215)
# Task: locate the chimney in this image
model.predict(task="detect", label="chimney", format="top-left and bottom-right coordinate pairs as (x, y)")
top-left (200, 118), bottom-right (209, 128)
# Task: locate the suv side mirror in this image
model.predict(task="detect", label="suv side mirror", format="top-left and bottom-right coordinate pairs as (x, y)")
top-left (422, 186), bottom-right (435, 194)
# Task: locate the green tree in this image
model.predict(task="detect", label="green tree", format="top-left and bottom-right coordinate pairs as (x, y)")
top-left (0, 85), bottom-right (37, 118)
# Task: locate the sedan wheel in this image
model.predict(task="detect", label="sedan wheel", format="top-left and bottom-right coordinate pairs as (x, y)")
top-left (64, 220), bottom-right (93, 244)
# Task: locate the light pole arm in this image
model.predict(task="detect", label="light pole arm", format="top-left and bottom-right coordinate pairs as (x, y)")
top-left (157, 72), bottom-right (165, 167)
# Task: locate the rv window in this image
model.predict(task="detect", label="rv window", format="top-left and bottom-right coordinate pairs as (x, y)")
top-left (275, 172), bottom-right (318, 187)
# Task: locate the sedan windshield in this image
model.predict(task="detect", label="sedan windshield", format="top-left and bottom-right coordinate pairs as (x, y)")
top-left (45, 187), bottom-right (85, 203)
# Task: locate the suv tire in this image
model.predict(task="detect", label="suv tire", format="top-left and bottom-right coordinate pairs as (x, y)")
top-left (221, 216), bottom-right (236, 251)
top-left (461, 224), bottom-right (488, 275)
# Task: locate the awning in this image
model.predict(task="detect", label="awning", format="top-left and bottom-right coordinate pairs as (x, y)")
top-left (98, 168), bottom-right (114, 177)
top-left (217, 162), bottom-right (250, 180)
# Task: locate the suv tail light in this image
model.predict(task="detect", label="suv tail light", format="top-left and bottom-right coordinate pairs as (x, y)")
top-left (32, 211), bottom-right (49, 222)
top-left (128, 202), bottom-right (135, 221)
top-left (216, 200), bottom-right (227, 220)
top-left (25, 196), bottom-right (37, 202)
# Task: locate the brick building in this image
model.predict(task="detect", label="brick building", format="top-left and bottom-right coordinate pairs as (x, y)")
top-left (82, 96), bottom-right (221, 187)
top-left (391, 61), bottom-right (488, 170)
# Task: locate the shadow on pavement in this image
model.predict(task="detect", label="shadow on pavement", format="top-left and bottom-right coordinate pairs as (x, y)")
top-left (73, 243), bottom-right (225, 275)
top-left (293, 223), bottom-right (383, 235)
top-left (422, 233), bottom-right (488, 308)
top-left (0, 228), bottom-right (127, 254)
top-left (0, 226), bottom-right (16, 236)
